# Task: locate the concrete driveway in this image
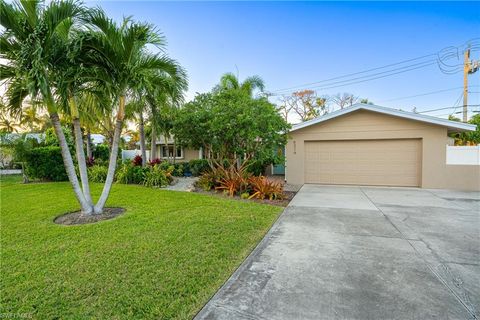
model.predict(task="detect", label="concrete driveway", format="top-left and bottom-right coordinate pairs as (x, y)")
top-left (196, 185), bottom-right (480, 320)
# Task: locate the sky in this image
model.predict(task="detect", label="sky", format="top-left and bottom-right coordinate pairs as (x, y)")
top-left (89, 1), bottom-right (479, 120)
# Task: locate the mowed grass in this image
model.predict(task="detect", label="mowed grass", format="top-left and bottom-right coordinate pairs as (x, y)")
top-left (0, 175), bottom-right (282, 319)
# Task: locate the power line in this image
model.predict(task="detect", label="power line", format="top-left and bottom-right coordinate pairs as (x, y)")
top-left (270, 55), bottom-right (436, 93)
top-left (294, 62), bottom-right (436, 92)
top-left (269, 62), bottom-right (436, 95)
top-left (449, 91), bottom-right (465, 117)
top-left (417, 104), bottom-right (480, 114)
top-left (269, 39), bottom-right (478, 95)
top-left (380, 87), bottom-right (465, 103)
top-left (270, 61), bottom-right (436, 94)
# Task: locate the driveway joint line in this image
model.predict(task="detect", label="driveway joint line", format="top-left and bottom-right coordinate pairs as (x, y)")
top-left (359, 186), bottom-right (478, 319)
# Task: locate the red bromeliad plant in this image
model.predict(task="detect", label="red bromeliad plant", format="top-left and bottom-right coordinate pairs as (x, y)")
top-left (132, 155), bottom-right (143, 166)
top-left (248, 176), bottom-right (284, 200)
top-left (148, 158), bottom-right (162, 166)
top-left (214, 164), bottom-right (251, 197)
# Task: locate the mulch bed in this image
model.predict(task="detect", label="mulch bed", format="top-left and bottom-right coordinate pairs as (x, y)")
top-left (54, 207), bottom-right (126, 225)
top-left (193, 188), bottom-right (296, 207)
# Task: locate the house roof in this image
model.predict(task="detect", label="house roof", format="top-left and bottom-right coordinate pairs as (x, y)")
top-left (290, 103), bottom-right (477, 133)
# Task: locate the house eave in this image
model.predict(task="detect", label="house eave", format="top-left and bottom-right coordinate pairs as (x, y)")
top-left (290, 103), bottom-right (477, 133)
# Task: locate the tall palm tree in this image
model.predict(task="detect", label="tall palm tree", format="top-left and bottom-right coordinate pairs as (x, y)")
top-left (1, 0), bottom-right (94, 213)
top-left (218, 72), bottom-right (265, 97)
top-left (1, 1), bottom-right (186, 215)
top-left (83, 10), bottom-right (187, 213)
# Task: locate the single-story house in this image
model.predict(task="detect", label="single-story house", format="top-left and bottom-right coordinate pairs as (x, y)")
top-left (155, 135), bottom-right (201, 162)
top-left (285, 103), bottom-right (479, 191)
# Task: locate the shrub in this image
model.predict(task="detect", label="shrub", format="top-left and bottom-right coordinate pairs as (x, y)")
top-left (214, 165), bottom-right (251, 197)
top-left (86, 156), bottom-right (95, 167)
top-left (25, 147), bottom-right (68, 181)
top-left (88, 165), bottom-right (108, 183)
top-left (148, 158), bottom-right (162, 166)
top-left (93, 144), bottom-right (110, 161)
top-left (240, 192), bottom-right (249, 200)
top-left (44, 127), bottom-right (74, 151)
top-left (115, 163), bottom-right (146, 184)
top-left (189, 159), bottom-right (210, 176)
top-left (245, 159), bottom-right (268, 176)
top-left (248, 176), bottom-right (284, 200)
top-left (172, 163), bottom-right (184, 177)
top-left (197, 174), bottom-right (214, 191)
top-left (132, 155), bottom-right (143, 166)
top-left (143, 165), bottom-right (170, 188)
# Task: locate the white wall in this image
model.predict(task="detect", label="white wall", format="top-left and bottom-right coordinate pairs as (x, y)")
top-left (121, 149), bottom-right (150, 161)
top-left (446, 146), bottom-right (480, 165)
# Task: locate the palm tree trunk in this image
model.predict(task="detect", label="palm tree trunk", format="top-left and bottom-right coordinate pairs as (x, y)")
top-left (94, 95), bottom-right (125, 214)
top-left (50, 113), bottom-right (92, 214)
top-left (139, 113), bottom-right (147, 166)
top-left (73, 118), bottom-right (94, 208)
top-left (150, 125), bottom-right (156, 161)
top-left (86, 130), bottom-right (92, 159)
top-left (94, 118), bottom-right (122, 214)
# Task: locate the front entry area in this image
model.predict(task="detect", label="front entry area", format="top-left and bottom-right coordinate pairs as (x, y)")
top-left (304, 139), bottom-right (422, 187)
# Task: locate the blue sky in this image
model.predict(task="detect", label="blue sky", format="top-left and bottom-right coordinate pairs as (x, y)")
top-left (90, 1), bottom-right (480, 119)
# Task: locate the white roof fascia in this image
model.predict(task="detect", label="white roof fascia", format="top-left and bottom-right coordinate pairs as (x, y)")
top-left (290, 103), bottom-right (477, 132)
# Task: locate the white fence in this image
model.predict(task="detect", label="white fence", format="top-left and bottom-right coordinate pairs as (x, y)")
top-left (121, 149), bottom-right (150, 161)
top-left (446, 145), bottom-right (480, 165)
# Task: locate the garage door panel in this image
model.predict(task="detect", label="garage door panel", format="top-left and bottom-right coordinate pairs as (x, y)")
top-left (304, 139), bottom-right (421, 187)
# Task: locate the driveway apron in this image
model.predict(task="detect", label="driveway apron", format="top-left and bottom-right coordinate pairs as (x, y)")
top-left (196, 185), bottom-right (480, 320)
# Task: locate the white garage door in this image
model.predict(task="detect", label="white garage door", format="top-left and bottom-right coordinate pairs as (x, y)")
top-left (304, 139), bottom-right (422, 187)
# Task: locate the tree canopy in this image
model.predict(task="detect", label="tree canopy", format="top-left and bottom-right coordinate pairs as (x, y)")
top-left (173, 89), bottom-right (290, 165)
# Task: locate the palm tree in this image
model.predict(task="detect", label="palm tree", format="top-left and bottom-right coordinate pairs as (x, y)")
top-left (218, 72), bottom-right (265, 97)
top-left (20, 106), bottom-right (42, 132)
top-left (0, 114), bottom-right (20, 133)
top-left (1, 1), bottom-right (186, 215)
top-left (83, 10), bottom-right (187, 213)
top-left (1, 0), bottom-right (94, 213)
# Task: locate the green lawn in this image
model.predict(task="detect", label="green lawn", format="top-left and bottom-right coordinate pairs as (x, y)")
top-left (0, 175), bottom-right (282, 319)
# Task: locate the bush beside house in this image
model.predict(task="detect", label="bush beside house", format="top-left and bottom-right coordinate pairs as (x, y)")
top-left (25, 147), bottom-right (68, 181)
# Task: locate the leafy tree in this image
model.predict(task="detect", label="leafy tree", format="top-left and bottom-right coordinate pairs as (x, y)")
top-left (360, 98), bottom-right (374, 105)
top-left (283, 90), bottom-right (328, 122)
top-left (448, 114), bottom-right (480, 145)
top-left (173, 90), bottom-right (290, 168)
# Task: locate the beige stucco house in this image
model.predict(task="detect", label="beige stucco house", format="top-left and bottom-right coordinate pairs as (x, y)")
top-left (155, 135), bottom-right (201, 162)
top-left (286, 103), bottom-right (479, 191)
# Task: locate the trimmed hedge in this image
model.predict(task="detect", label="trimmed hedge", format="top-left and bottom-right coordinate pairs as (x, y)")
top-left (25, 147), bottom-right (68, 181)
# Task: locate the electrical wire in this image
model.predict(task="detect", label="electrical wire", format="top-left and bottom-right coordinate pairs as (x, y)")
top-left (379, 87), bottom-right (466, 103)
top-left (417, 104), bottom-right (480, 114)
top-left (269, 62), bottom-right (437, 95)
top-left (269, 39), bottom-right (478, 95)
top-left (449, 92), bottom-right (465, 117)
top-left (270, 55), bottom-right (437, 93)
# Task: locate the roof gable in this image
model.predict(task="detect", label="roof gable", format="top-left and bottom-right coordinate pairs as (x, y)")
top-left (290, 103), bottom-right (476, 133)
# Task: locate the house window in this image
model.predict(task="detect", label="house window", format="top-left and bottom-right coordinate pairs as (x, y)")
top-left (161, 145), bottom-right (183, 159)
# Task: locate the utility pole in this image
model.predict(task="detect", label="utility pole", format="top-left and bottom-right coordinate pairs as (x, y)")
top-left (463, 48), bottom-right (469, 122)
top-left (463, 46), bottom-right (480, 122)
